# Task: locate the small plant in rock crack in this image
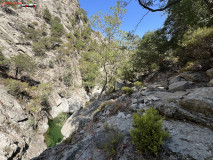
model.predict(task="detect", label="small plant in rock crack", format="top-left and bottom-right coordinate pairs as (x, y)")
top-left (102, 124), bottom-right (124, 158)
top-left (121, 86), bottom-right (134, 95)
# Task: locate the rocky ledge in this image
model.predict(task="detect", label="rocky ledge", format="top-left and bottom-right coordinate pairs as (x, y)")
top-left (33, 70), bottom-right (213, 160)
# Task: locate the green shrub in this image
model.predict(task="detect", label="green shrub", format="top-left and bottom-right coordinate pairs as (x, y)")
top-left (102, 125), bottom-right (124, 157)
top-left (134, 81), bottom-right (143, 90)
top-left (70, 18), bottom-right (76, 27)
top-left (4, 79), bottom-right (30, 97)
top-left (32, 41), bottom-right (46, 56)
top-left (82, 26), bottom-right (91, 40)
top-left (12, 54), bottom-right (37, 78)
top-left (43, 8), bottom-right (52, 23)
top-left (121, 87), bottom-right (134, 95)
top-left (22, 26), bottom-right (41, 41)
top-left (62, 72), bottom-right (73, 87)
top-left (130, 108), bottom-right (169, 155)
top-left (178, 27), bottom-right (213, 65)
top-left (75, 40), bottom-right (86, 51)
top-left (50, 17), bottom-right (64, 37)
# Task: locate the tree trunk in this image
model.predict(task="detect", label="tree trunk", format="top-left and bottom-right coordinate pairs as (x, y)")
top-left (98, 64), bottom-right (108, 99)
top-left (15, 67), bottom-right (19, 79)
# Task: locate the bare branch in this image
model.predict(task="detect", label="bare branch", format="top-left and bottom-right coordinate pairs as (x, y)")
top-left (137, 0), bottom-right (182, 12)
top-left (134, 11), bottom-right (149, 33)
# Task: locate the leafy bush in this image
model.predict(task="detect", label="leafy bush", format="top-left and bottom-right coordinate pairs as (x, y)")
top-left (178, 27), bottom-right (213, 65)
top-left (12, 54), bottom-right (37, 78)
top-left (43, 8), bottom-right (52, 23)
top-left (70, 18), bottom-right (76, 27)
top-left (102, 125), bottom-right (124, 157)
top-left (22, 26), bottom-right (41, 41)
top-left (75, 40), bottom-right (86, 51)
top-left (62, 72), bottom-right (73, 87)
top-left (4, 79), bottom-right (30, 97)
top-left (82, 26), bottom-right (91, 40)
top-left (121, 86), bottom-right (134, 95)
top-left (32, 41), bottom-right (46, 56)
top-left (134, 81), bottom-right (143, 90)
top-left (130, 108), bottom-right (169, 155)
top-left (50, 17), bottom-right (64, 37)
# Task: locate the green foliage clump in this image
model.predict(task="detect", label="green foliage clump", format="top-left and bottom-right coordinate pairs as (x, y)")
top-left (32, 41), bottom-right (46, 56)
top-left (43, 8), bottom-right (52, 23)
top-left (4, 79), bottom-right (30, 97)
top-left (75, 39), bottom-right (86, 51)
top-left (70, 18), bottom-right (76, 27)
top-left (177, 27), bottom-right (213, 64)
top-left (12, 54), bottom-right (37, 78)
top-left (130, 108), bottom-right (169, 155)
top-left (80, 51), bottom-right (100, 89)
top-left (81, 26), bottom-right (91, 40)
top-left (121, 87), bottom-right (134, 95)
top-left (27, 83), bottom-right (52, 114)
top-left (134, 81), bottom-right (143, 90)
top-left (22, 26), bottom-right (41, 41)
top-left (133, 30), bottom-right (168, 73)
top-left (32, 36), bottom-right (62, 56)
top-left (45, 113), bottom-right (69, 147)
top-left (102, 125), bottom-right (124, 157)
top-left (61, 71), bottom-right (73, 87)
top-left (50, 17), bottom-right (64, 37)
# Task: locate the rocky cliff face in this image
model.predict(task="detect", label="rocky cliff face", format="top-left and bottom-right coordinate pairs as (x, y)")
top-left (0, 0), bottom-right (91, 159)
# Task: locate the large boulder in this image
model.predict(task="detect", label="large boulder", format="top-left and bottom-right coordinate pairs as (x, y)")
top-left (160, 120), bottom-right (213, 160)
top-left (206, 68), bottom-right (213, 79)
top-left (61, 100), bottom-right (103, 138)
top-left (168, 75), bottom-right (182, 84)
top-left (180, 87), bottom-right (213, 118)
top-left (180, 72), bottom-right (209, 82)
top-left (49, 89), bottom-right (89, 118)
top-left (169, 81), bottom-right (193, 92)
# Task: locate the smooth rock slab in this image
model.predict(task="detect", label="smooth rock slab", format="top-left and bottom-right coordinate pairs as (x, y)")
top-left (169, 81), bottom-right (193, 92)
top-left (180, 72), bottom-right (209, 82)
top-left (162, 120), bottom-right (213, 160)
top-left (180, 87), bottom-right (213, 118)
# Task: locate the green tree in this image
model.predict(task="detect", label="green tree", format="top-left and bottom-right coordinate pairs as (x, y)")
top-left (80, 1), bottom-right (127, 98)
top-left (12, 54), bottom-right (37, 78)
top-left (163, 0), bottom-right (213, 49)
top-left (133, 30), bottom-right (168, 73)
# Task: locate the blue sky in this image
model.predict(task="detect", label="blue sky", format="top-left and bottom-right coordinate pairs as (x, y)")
top-left (78, 0), bottom-right (167, 37)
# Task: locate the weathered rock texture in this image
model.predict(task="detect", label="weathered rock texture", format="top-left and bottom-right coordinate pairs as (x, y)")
top-left (0, 0), bottom-right (90, 159)
top-left (34, 71), bottom-right (213, 160)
